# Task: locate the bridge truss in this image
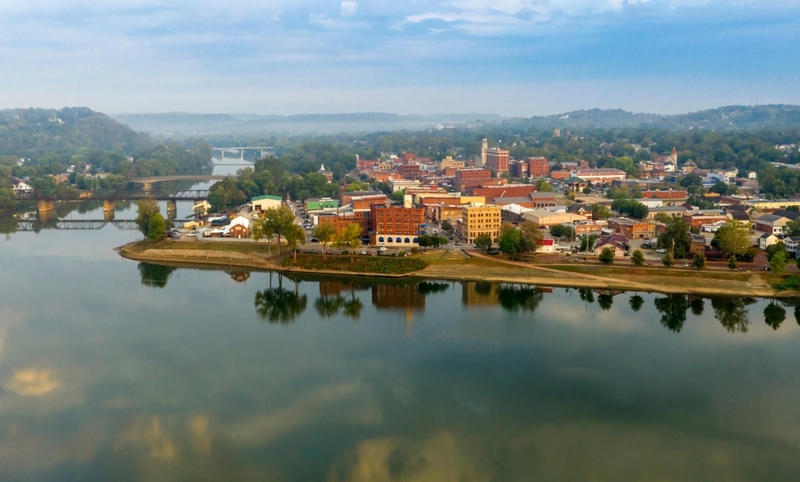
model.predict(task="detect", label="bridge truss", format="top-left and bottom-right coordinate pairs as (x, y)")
top-left (14, 190), bottom-right (209, 202)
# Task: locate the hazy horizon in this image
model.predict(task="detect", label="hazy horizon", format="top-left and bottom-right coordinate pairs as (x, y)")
top-left (2, 1), bottom-right (799, 116)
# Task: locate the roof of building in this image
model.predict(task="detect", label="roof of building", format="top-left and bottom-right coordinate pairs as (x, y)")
top-left (772, 209), bottom-right (800, 221)
top-left (756, 214), bottom-right (788, 224)
top-left (251, 194), bottom-right (282, 202)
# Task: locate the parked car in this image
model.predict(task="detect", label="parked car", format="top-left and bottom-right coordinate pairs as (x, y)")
top-left (655, 248), bottom-right (667, 254)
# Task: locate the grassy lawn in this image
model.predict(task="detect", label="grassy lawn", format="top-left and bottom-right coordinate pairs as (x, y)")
top-left (128, 240), bottom-right (278, 255)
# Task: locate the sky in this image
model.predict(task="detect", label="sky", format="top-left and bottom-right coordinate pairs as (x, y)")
top-left (1, 0), bottom-right (799, 116)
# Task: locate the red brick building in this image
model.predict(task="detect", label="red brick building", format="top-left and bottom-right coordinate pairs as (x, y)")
top-left (469, 184), bottom-right (538, 199)
top-left (369, 205), bottom-right (426, 247)
top-left (318, 212), bottom-right (370, 237)
top-left (527, 157), bottom-right (550, 178)
top-left (397, 163), bottom-right (421, 180)
top-left (486, 148), bottom-right (509, 173)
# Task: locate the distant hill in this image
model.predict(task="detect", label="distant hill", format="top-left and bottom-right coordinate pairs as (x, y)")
top-left (112, 105), bottom-right (800, 137)
top-left (503, 105), bottom-right (800, 131)
top-left (111, 112), bottom-right (506, 136)
top-left (0, 107), bottom-right (150, 159)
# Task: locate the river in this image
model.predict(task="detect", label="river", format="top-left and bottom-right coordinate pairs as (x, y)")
top-left (1, 164), bottom-right (800, 480)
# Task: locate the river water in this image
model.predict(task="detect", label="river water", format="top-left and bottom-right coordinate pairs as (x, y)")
top-left (1, 165), bottom-right (800, 480)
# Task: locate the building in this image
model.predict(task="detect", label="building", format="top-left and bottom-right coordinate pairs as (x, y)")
top-left (440, 156), bottom-right (465, 170)
top-left (349, 194), bottom-right (390, 210)
top-left (341, 190), bottom-right (383, 205)
top-left (754, 214), bottom-right (789, 235)
top-left (490, 192), bottom-right (558, 209)
top-left (508, 160), bottom-right (528, 178)
top-left (683, 213), bottom-right (730, 230)
top-left (369, 205), bottom-right (425, 247)
top-left (251, 194), bottom-right (283, 212)
top-left (689, 234), bottom-right (707, 255)
top-left (398, 163), bottom-right (421, 180)
top-left (388, 179), bottom-right (422, 193)
top-left (759, 233), bottom-right (780, 250)
top-left (522, 210), bottom-right (585, 227)
top-left (224, 216), bottom-right (250, 238)
top-left (643, 190), bottom-right (689, 205)
top-left (593, 234), bottom-right (628, 257)
top-left (527, 157), bottom-right (550, 178)
top-left (479, 138), bottom-right (488, 168)
top-left (318, 212), bottom-right (370, 237)
top-left (305, 198), bottom-right (339, 211)
top-left (461, 204), bottom-right (502, 243)
top-left (574, 168), bottom-right (627, 184)
top-left (606, 217), bottom-right (655, 239)
top-left (486, 148), bottom-right (510, 173)
top-left (783, 237), bottom-right (800, 257)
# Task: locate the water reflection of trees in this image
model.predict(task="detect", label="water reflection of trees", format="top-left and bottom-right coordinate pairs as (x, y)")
top-left (314, 294), bottom-right (364, 321)
top-left (597, 293), bottom-right (614, 311)
top-left (654, 294), bottom-right (689, 333)
top-left (710, 297), bottom-right (756, 333)
top-left (254, 274), bottom-right (308, 324)
top-left (689, 297), bottom-right (705, 316)
top-left (578, 288), bottom-right (594, 304)
top-left (629, 295), bottom-right (644, 312)
top-left (497, 284), bottom-right (544, 313)
top-left (764, 302), bottom-right (786, 330)
top-left (138, 262), bottom-right (176, 288)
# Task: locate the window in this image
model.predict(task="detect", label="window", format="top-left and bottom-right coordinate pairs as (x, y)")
top-left (387, 237), bottom-right (393, 243)
top-left (379, 237), bottom-right (385, 242)
top-left (413, 237), bottom-right (418, 243)
top-left (405, 237), bottom-right (410, 243)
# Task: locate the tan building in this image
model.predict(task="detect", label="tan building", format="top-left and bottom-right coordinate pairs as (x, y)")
top-left (521, 210), bottom-right (585, 227)
top-left (462, 204), bottom-right (502, 243)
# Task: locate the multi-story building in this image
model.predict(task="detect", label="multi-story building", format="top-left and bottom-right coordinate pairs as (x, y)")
top-left (369, 205), bottom-right (425, 246)
top-left (440, 156), bottom-right (466, 170)
top-left (574, 168), bottom-right (627, 184)
top-left (317, 212), bottom-right (370, 237)
top-left (509, 160), bottom-right (528, 178)
top-left (527, 157), bottom-right (550, 178)
top-left (606, 217), bottom-right (655, 239)
top-left (486, 148), bottom-right (510, 173)
top-left (398, 163), bottom-right (421, 180)
top-left (461, 204), bottom-right (502, 243)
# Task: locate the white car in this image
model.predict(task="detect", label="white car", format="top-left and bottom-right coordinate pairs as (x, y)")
top-left (655, 248), bottom-right (667, 254)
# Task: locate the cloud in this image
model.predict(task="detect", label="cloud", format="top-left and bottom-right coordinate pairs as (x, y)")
top-left (5, 368), bottom-right (60, 396)
top-left (341, 1), bottom-right (357, 17)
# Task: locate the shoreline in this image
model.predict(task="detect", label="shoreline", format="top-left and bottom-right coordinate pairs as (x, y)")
top-left (118, 242), bottom-right (797, 298)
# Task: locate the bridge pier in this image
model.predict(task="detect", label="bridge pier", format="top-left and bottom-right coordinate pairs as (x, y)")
top-left (104, 209), bottom-right (115, 222)
top-left (166, 200), bottom-right (177, 221)
top-left (103, 200), bottom-right (115, 213)
top-left (142, 181), bottom-right (154, 191)
top-left (38, 200), bottom-right (55, 214)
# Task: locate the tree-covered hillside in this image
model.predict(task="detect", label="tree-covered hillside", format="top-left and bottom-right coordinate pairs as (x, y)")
top-left (0, 107), bottom-right (150, 160)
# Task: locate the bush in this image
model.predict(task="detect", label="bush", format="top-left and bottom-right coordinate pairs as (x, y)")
top-left (410, 247), bottom-right (419, 255)
top-left (693, 251), bottom-right (706, 269)
top-left (630, 249), bottom-right (644, 266)
top-left (662, 252), bottom-right (674, 267)
top-left (599, 247), bottom-right (615, 265)
top-left (283, 254), bottom-right (428, 274)
top-left (728, 256), bottom-right (738, 270)
top-left (774, 276), bottom-right (800, 291)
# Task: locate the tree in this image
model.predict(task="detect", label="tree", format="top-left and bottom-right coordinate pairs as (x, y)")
top-left (284, 223), bottom-right (306, 261)
top-left (767, 242), bottom-right (788, 263)
top-left (662, 251), bottom-right (675, 267)
top-left (785, 220), bottom-right (800, 236)
top-left (611, 199), bottom-right (649, 219)
top-left (599, 247), bottom-right (615, 264)
top-left (474, 233), bottom-right (492, 251)
top-left (390, 189), bottom-right (406, 204)
top-left (693, 251), bottom-right (706, 269)
top-left (536, 179), bottom-right (554, 192)
top-left (519, 221), bottom-right (543, 252)
top-left (499, 229), bottom-right (523, 257)
top-left (135, 197), bottom-right (160, 239)
top-left (592, 204), bottom-right (611, 220)
top-left (582, 186), bottom-right (592, 195)
top-left (580, 234), bottom-right (597, 253)
top-left (262, 205), bottom-right (297, 256)
top-left (712, 220), bottom-right (750, 260)
top-left (728, 256), bottom-right (738, 270)
top-left (631, 249), bottom-right (644, 266)
top-left (341, 223), bottom-right (363, 263)
top-left (770, 249), bottom-right (788, 274)
top-left (441, 219), bottom-right (453, 232)
top-left (658, 217), bottom-right (691, 258)
top-left (550, 224), bottom-right (575, 239)
top-left (147, 213), bottom-right (167, 242)
top-left (314, 223), bottom-right (337, 259)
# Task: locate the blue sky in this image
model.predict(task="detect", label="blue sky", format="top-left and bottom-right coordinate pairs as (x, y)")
top-left (1, 0), bottom-right (798, 116)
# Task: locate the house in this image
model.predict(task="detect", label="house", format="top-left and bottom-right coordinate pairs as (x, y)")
top-left (593, 234), bottom-right (628, 257)
top-left (754, 214), bottom-right (789, 235)
top-left (251, 195), bottom-right (282, 212)
top-left (12, 181), bottom-right (33, 193)
top-left (784, 237), bottom-right (800, 258)
top-left (224, 216), bottom-right (250, 238)
top-left (759, 233), bottom-right (780, 250)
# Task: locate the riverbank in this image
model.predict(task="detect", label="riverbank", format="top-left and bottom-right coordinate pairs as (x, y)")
top-left (118, 240), bottom-right (797, 298)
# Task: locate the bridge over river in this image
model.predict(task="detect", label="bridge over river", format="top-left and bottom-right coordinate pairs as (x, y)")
top-left (15, 189), bottom-right (211, 215)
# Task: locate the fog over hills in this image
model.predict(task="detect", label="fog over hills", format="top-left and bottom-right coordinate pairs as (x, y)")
top-left (111, 105), bottom-right (800, 137)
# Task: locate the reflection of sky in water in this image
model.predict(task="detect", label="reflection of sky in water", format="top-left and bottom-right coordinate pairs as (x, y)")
top-left (1, 220), bottom-right (800, 481)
